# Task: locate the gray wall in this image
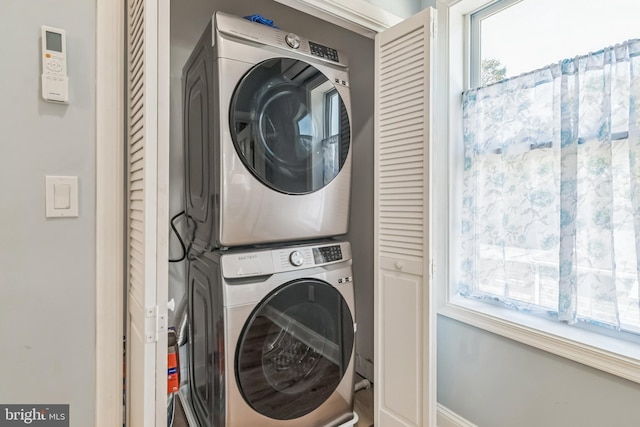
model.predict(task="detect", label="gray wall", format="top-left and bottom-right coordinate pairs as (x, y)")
top-left (0, 1), bottom-right (96, 426)
top-left (438, 316), bottom-right (640, 426)
top-left (169, 1), bottom-right (376, 379)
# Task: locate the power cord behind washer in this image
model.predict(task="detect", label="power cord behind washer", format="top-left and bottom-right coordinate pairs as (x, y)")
top-left (169, 210), bottom-right (187, 263)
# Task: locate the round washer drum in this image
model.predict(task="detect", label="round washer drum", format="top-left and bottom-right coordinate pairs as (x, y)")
top-left (235, 278), bottom-right (355, 420)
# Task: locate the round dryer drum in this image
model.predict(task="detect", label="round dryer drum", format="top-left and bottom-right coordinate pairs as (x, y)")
top-left (235, 278), bottom-right (355, 420)
top-left (230, 58), bottom-right (351, 195)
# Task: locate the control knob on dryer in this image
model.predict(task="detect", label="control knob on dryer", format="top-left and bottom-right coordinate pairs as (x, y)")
top-left (285, 33), bottom-right (301, 49)
top-left (289, 250), bottom-right (304, 267)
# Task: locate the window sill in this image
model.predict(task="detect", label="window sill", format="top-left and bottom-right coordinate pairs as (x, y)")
top-left (439, 296), bottom-right (640, 384)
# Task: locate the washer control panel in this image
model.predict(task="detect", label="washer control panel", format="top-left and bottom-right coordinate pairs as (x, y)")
top-left (312, 245), bottom-right (343, 264)
top-left (221, 241), bottom-right (351, 278)
top-left (309, 41), bottom-right (339, 62)
top-left (275, 242), bottom-right (349, 271)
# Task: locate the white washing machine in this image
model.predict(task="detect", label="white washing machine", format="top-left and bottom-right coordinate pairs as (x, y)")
top-left (186, 240), bottom-right (357, 427)
top-left (182, 12), bottom-right (352, 249)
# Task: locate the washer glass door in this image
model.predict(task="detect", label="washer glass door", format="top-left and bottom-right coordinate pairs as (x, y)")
top-left (235, 279), bottom-right (354, 420)
top-left (230, 58), bottom-right (351, 194)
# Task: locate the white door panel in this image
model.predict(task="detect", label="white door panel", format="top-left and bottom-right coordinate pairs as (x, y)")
top-left (374, 7), bottom-right (436, 427)
top-left (126, 0), bottom-right (170, 425)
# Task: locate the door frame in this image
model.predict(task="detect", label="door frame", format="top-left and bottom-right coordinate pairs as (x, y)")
top-left (95, 0), bottom-right (125, 425)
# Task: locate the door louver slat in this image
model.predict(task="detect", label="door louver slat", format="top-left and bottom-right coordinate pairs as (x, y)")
top-left (376, 25), bottom-right (426, 262)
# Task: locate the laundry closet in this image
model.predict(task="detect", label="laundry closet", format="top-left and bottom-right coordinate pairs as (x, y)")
top-left (134, 0), bottom-right (437, 425)
top-left (167, 0), bottom-right (376, 425)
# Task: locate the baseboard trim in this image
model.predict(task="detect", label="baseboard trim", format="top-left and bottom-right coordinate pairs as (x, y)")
top-left (437, 403), bottom-right (477, 427)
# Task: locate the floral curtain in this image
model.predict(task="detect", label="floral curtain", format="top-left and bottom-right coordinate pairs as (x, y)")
top-left (459, 39), bottom-right (640, 331)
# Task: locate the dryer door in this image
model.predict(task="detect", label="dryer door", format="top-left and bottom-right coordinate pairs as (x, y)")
top-left (235, 278), bottom-right (354, 420)
top-left (230, 58), bottom-right (350, 195)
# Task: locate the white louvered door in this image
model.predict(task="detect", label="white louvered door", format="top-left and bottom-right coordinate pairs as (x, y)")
top-left (374, 7), bottom-right (436, 427)
top-left (126, 0), bottom-right (170, 425)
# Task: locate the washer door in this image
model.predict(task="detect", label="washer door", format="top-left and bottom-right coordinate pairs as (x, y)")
top-left (230, 58), bottom-right (350, 195)
top-left (235, 279), bottom-right (354, 420)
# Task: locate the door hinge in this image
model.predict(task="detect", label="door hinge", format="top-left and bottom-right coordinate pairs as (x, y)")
top-left (429, 258), bottom-right (435, 279)
top-left (144, 305), bottom-right (168, 343)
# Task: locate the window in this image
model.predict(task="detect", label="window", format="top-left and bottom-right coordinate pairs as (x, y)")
top-left (440, 0), bottom-right (640, 382)
top-left (470, 0), bottom-right (640, 87)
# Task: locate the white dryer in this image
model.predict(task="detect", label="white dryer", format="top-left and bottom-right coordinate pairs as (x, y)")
top-left (183, 12), bottom-right (352, 249)
top-left (186, 240), bottom-right (357, 426)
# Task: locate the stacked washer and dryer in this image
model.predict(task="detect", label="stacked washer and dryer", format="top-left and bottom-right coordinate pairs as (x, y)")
top-left (181, 12), bottom-right (357, 427)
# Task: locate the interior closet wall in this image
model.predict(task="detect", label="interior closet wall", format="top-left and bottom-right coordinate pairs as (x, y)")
top-left (0, 1), bottom-right (96, 425)
top-left (168, 0), bottom-right (376, 380)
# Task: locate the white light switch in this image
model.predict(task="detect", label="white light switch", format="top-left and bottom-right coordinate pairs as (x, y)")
top-left (53, 183), bottom-right (71, 209)
top-left (46, 176), bottom-right (78, 217)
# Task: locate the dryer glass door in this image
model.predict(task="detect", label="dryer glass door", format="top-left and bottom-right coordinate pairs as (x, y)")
top-left (235, 279), bottom-right (354, 420)
top-left (230, 58), bottom-right (350, 195)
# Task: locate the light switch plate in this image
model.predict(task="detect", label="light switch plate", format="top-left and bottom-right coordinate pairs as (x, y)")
top-left (45, 176), bottom-right (78, 217)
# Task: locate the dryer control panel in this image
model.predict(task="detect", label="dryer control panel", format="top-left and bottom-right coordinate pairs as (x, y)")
top-left (308, 41), bottom-right (340, 63)
top-left (214, 11), bottom-right (348, 68)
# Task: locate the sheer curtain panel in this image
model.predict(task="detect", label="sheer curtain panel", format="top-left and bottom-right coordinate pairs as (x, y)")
top-left (459, 39), bottom-right (640, 333)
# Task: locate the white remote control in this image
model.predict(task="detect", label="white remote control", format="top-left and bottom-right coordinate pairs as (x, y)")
top-left (41, 25), bottom-right (69, 103)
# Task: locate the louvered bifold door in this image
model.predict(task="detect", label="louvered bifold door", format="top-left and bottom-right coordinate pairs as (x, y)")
top-left (126, 0), bottom-right (170, 425)
top-left (374, 7), bottom-right (436, 427)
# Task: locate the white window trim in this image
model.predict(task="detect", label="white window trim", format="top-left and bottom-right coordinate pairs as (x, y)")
top-left (434, 0), bottom-right (640, 384)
